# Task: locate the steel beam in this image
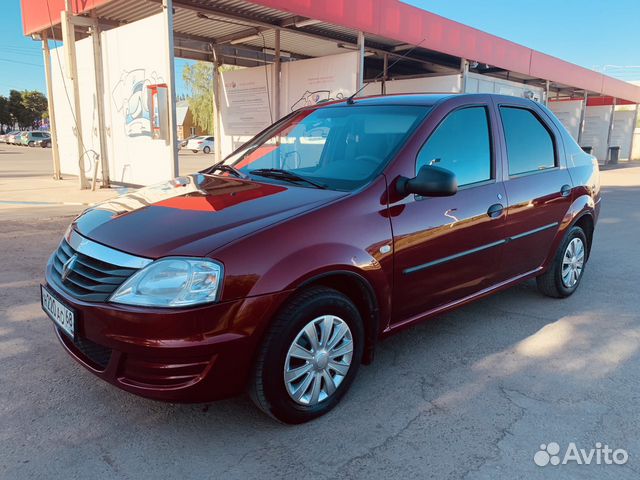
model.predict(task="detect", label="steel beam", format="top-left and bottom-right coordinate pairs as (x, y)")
top-left (41, 33), bottom-right (62, 181)
top-left (162, 0), bottom-right (179, 178)
top-left (61, 2), bottom-right (89, 189)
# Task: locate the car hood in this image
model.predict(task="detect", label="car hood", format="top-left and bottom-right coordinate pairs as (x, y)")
top-left (73, 174), bottom-right (346, 258)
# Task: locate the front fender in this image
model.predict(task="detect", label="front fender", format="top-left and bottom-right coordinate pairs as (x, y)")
top-left (250, 242), bottom-right (392, 320)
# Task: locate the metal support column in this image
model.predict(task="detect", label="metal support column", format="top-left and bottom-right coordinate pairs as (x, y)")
top-left (211, 45), bottom-right (222, 165)
top-left (61, 1), bottom-right (89, 189)
top-left (606, 98), bottom-right (617, 163)
top-left (89, 15), bottom-right (110, 188)
top-left (628, 104), bottom-right (639, 161)
top-left (41, 33), bottom-right (61, 180)
top-left (460, 58), bottom-right (469, 93)
top-left (577, 92), bottom-right (588, 145)
top-left (356, 31), bottom-right (365, 90)
top-left (545, 80), bottom-right (550, 106)
top-left (273, 29), bottom-right (281, 121)
top-left (162, 0), bottom-right (179, 178)
top-left (382, 53), bottom-right (388, 95)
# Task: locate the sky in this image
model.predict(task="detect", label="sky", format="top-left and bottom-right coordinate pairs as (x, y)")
top-left (1, 0), bottom-right (639, 97)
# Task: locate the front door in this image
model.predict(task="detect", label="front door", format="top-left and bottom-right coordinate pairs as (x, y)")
top-left (390, 103), bottom-right (507, 325)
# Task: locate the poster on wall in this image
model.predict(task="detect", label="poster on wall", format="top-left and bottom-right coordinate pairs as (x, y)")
top-left (217, 52), bottom-right (359, 157)
top-left (219, 66), bottom-right (273, 136)
top-left (282, 51), bottom-right (358, 113)
top-left (100, 12), bottom-right (174, 186)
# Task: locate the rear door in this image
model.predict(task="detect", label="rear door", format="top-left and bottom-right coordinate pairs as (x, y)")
top-left (493, 99), bottom-right (573, 280)
top-left (390, 99), bottom-right (508, 324)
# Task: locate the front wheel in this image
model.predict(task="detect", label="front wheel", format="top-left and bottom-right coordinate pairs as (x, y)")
top-left (537, 225), bottom-right (588, 298)
top-left (28, 141), bottom-right (35, 147)
top-left (249, 287), bottom-right (364, 424)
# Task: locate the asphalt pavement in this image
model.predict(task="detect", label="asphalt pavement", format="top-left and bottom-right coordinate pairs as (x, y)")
top-left (1, 149), bottom-right (639, 479)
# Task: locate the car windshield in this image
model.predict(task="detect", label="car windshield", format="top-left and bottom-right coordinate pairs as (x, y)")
top-left (220, 105), bottom-right (429, 191)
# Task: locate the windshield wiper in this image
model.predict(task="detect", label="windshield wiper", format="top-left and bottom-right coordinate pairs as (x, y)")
top-left (202, 162), bottom-right (247, 179)
top-left (249, 168), bottom-right (327, 189)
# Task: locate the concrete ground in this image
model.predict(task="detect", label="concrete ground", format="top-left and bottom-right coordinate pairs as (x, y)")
top-left (0, 143), bottom-right (215, 207)
top-left (1, 148), bottom-right (639, 479)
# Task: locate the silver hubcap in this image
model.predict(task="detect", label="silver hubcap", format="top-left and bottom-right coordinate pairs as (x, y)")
top-left (561, 237), bottom-right (585, 288)
top-left (284, 315), bottom-right (354, 406)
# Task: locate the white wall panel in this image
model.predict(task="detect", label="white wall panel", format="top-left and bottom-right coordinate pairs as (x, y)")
top-left (549, 100), bottom-right (583, 140)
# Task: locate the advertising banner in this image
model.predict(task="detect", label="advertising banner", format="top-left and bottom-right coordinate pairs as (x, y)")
top-left (219, 66), bottom-right (274, 136)
top-left (281, 51), bottom-right (358, 113)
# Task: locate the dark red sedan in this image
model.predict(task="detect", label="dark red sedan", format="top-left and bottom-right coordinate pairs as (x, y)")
top-left (41, 94), bottom-right (600, 423)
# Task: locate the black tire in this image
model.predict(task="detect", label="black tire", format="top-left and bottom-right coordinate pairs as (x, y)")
top-left (192, 149), bottom-right (198, 153)
top-left (28, 141), bottom-right (34, 147)
top-left (203, 146), bottom-right (211, 154)
top-left (249, 286), bottom-right (364, 424)
top-left (536, 225), bottom-right (588, 298)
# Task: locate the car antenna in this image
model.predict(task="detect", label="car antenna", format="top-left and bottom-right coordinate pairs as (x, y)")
top-left (345, 38), bottom-right (427, 105)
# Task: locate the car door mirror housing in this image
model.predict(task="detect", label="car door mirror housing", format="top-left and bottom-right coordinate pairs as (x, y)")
top-left (396, 165), bottom-right (458, 197)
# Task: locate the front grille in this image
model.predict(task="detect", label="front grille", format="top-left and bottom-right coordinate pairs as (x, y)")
top-left (59, 328), bottom-right (112, 370)
top-left (50, 239), bottom-right (138, 302)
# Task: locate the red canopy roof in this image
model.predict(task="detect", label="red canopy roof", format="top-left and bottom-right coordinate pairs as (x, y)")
top-left (21, 0), bottom-right (640, 102)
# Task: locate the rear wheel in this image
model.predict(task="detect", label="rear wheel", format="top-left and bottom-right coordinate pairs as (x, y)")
top-left (537, 225), bottom-right (588, 298)
top-left (203, 146), bottom-right (211, 154)
top-left (249, 286), bottom-right (364, 424)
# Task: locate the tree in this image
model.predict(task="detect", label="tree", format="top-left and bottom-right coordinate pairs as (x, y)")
top-left (22, 91), bottom-right (48, 127)
top-left (8, 90), bottom-right (24, 127)
top-left (0, 96), bottom-right (10, 130)
top-left (5, 90), bottom-right (48, 129)
top-left (183, 62), bottom-right (214, 134)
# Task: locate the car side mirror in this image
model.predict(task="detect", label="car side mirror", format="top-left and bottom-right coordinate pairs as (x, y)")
top-left (396, 165), bottom-right (458, 197)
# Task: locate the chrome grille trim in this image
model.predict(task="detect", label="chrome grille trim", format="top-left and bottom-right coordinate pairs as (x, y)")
top-left (65, 228), bottom-right (152, 269)
top-left (49, 229), bottom-right (151, 302)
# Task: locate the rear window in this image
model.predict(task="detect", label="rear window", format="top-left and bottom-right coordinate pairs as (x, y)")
top-left (500, 107), bottom-right (556, 175)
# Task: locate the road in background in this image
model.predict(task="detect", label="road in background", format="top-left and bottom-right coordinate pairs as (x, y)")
top-left (1, 147), bottom-right (639, 479)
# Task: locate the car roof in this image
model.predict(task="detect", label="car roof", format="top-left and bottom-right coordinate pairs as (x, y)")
top-left (314, 93), bottom-right (538, 109)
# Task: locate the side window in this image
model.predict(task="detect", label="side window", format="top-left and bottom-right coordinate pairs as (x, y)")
top-left (500, 107), bottom-right (555, 175)
top-left (417, 106), bottom-right (491, 186)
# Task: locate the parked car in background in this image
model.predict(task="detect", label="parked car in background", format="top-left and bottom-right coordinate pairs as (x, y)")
top-left (35, 137), bottom-right (52, 148)
top-left (21, 131), bottom-right (50, 147)
top-left (13, 132), bottom-right (29, 145)
top-left (180, 134), bottom-right (197, 149)
top-left (41, 94), bottom-right (600, 423)
top-left (1, 131), bottom-right (19, 143)
top-left (6, 131), bottom-right (22, 144)
top-left (185, 135), bottom-right (214, 154)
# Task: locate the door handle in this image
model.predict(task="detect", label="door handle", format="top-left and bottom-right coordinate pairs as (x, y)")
top-left (560, 184), bottom-right (572, 197)
top-left (487, 203), bottom-right (504, 218)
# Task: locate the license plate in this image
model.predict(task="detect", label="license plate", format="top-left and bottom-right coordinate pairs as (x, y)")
top-left (41, 285), bottom-right (75, 339)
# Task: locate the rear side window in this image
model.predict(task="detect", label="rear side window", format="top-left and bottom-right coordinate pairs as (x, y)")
top-left (416, 106), bottom-right (492, 186)
top-left (500, 107), bottom-right (555, 175)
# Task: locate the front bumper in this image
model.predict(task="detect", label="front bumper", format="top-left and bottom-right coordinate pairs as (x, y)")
top-left (44, 264), bottom-right (290, 403)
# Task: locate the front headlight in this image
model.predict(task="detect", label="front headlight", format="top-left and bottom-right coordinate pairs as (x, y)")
top-left (110, 258), bottom-right (223, 307)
